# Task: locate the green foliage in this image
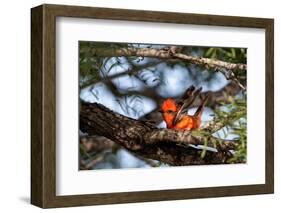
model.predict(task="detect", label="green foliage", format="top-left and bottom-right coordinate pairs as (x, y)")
top-left (228, 120), bottom-right (247, 163)
top-left (79, 42), bottom-right (103, 87)
top-left (203, 47), bottom-right (247, 80)
top-left (214, 96), bottom-right (247, 163)
top-left (204, 47), bottom-right (247, 64)
top-left (193, 96), bottom-right (247, 163)
top-left (200, 137), bottom-right (209, 158)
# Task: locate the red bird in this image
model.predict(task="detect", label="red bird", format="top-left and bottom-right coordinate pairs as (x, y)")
top-left (160, 86), bottom-right (209, 131)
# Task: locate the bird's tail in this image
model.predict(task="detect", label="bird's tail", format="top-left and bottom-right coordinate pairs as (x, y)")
top-left (173, 87), bottom-right (202, 126)
top-left (194, 93), bottom-right (210, 118)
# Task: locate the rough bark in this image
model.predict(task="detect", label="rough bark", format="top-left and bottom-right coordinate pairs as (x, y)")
top-left (80, 102), bottom-right (239, 166)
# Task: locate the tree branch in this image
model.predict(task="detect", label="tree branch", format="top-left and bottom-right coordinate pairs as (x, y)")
top-left (80, 102), bottom-right (241, 166)
top-left (145, 129), bottom-right (238, 152)
top-left (90, 47), bottom-right (247, 72)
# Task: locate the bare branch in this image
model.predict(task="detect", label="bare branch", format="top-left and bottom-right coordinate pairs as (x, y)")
top-left (90, 47), bottom-right (247, 73)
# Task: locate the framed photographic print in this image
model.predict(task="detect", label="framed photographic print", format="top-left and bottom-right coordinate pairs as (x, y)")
top-left (31, 4), bottom-right (274, 208)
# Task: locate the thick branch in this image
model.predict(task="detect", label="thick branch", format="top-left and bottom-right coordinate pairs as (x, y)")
top-left (80, 135), bottom-right (114, 152)
top-left (80, 102), bottom-right (240, 166)
top-left (145, 129), bottom-right (238, 152)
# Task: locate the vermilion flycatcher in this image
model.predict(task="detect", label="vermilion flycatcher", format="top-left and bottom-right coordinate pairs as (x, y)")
top-left (160, 86), bottom-right (209, 131)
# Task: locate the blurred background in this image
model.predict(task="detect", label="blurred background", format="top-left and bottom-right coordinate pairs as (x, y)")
top-left (79, 42), bottom-right (247, 170)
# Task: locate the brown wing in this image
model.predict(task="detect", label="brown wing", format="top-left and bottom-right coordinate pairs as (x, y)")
top-left (173, 87), bottom-right (202, 126)
top-left (181, 85), bottom-right (195, 101)
top-left (176, 85), bottom-right (195, 108)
